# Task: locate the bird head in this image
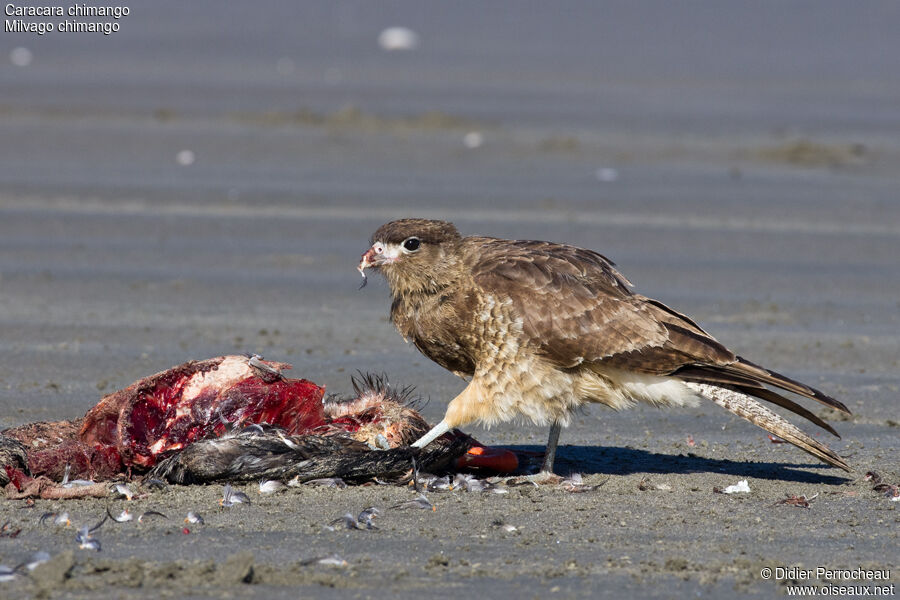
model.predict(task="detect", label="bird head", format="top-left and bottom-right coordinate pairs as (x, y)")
top-left (358, 219), bottom-right (463, 295)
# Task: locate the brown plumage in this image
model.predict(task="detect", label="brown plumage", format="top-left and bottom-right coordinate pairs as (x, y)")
top-left (358, 218), bottom-right (852, 476)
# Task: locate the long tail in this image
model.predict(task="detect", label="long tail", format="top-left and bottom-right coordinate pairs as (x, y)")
top-left (674, 356), bottom-right (849, 414)
top-left (684, 382), bottom-right (851, 471)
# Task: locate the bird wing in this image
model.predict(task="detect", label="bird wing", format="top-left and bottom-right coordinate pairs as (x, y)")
top-left (468, 238), bottom-right (850, 423)
top-left (468, 238), bottom-right (732, 373)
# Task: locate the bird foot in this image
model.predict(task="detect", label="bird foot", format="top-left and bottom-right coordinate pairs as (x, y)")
top-left (506, 471), bottom-right (563, 486)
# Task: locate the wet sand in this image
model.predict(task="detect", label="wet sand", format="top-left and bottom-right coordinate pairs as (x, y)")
top-left (1, 2), bottom-right (898, 598)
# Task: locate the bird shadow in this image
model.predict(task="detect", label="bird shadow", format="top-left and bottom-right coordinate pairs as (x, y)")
top-left (506, 444), bottom-right (852, 485)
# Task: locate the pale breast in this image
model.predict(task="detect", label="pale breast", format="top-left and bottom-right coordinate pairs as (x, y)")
top-left (464, 293), bottom-right (585, 426)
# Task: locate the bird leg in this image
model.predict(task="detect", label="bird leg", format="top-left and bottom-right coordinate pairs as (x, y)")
top-left (413, 380), bottom-right (485, 449)
top-left (540, 421), bottom-right (562, 475)
top-left (411, 419), bottom-right (451, 449)
top-left (507, 422), bottom-right (565, 485)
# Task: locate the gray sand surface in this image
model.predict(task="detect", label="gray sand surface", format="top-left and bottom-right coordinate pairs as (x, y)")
top-left (0, 2), bottom-right (897, 598)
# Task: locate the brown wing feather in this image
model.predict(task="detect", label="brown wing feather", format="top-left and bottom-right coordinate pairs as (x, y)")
top-left (466, 237), bottom-right (848, 440)
top-left (467, 238), bottom-right (671, 368)
top-left (468, 240), bottom-right (735, 372)
top-left (578, 292), bottom-right (852, 427)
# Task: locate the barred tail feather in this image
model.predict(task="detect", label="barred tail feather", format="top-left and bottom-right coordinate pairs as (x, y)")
top-left (685, 382), bottom-right (851, 472)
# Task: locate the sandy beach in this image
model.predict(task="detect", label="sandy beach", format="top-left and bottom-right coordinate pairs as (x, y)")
top-left (1, 2), bottom-right (898, 597)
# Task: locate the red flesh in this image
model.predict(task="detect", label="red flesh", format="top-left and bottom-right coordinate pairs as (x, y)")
top-left (4, 356), bottom-right (325, 479)
top-left (4, 465), bottom-right (30, 492)
top-left (2, 355), bottom-right (520, 483)
top-left (117, 373), bottom-right (325, 467)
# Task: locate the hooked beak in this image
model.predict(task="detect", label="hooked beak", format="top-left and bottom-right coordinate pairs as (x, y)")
top-left (357, 246), bottom-right (382, 289)
top-left (358, 247), bottom-right (377, 275)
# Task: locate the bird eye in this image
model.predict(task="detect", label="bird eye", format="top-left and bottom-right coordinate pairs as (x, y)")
top-left (402, 237), bottom-right (421, 252)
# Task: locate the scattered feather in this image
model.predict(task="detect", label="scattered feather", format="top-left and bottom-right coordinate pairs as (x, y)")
top-left (258, 480), bottom-right (286, 495)
top-left (298, 477), bottom-right (347, 488)
top-left (23, 551), bottom-right (50, 571)
top-left (113, 484), bottom-right (135, 500)
top-left (0, 565), bottom-right (18, 582)
top-left (390, 493), bottom-right (435, 511)
top-left (0, 520), bottom-right (21, 538)
top-left (491, 520), bottom-right (518, 533)
top-left (74, 517), bottom-right (106, 552)
top-left (78, 538), bottom-right (101, 552)
top-left (300, 554), bottom-right (348, 567)
top-left (721, 480), bottom-right (751, 494)
top-left (40, 512), bottom-right (71, 527)
top-left (873, 483), bottom-right (900, 500)
top-left (863, 471), bottom-right (882, 484)
top-left (328, 513), bottom-right (362, 530)
top-left (142, 478), bottom-right (169, 491)
top-left (138, 510), bottom-right (168, 523)
top-left (774, 493), bottom-right (818, 509)
top-left (107, 506), bottom-right (133, 523)
top-left (357, 507), bottom-right (380, 529)
top-left (185, 511), bottom-right (204, 525)
top-left (559, 473), bottom-right (606, 493)
top-left (221, 483), bottom-right (251, 507)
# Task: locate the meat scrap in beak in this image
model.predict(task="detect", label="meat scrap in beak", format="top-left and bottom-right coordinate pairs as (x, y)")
top-left (357, 249), bottom-right (374, 289)
top-left (357, 244), bottom-right (384, 289)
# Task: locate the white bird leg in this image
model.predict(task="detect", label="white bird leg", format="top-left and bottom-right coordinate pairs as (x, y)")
top-left (411, 419), bottom-right (451, 448)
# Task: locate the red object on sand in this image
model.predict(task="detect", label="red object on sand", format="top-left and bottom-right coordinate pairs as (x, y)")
top-left (80, 355), bottom-right (325, 468)
top-left (4, 356), bottom-right (325, 480)
top-left (3, 356), bottom-right (519, 486)
top-left (454, 443), bottom-right (519, 473)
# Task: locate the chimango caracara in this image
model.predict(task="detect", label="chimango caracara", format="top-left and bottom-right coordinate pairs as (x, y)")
top-left (358, 219), bottom-right (851, 479)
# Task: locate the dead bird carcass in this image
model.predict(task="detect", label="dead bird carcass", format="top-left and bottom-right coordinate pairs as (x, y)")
top-left (2, 355), bottom-right (505, 492)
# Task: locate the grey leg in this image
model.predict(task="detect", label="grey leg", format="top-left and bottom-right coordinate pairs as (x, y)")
top-left (510, 422), bottom-right (564, 485)
top-left (539, 421), bottom-right (562, 475)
